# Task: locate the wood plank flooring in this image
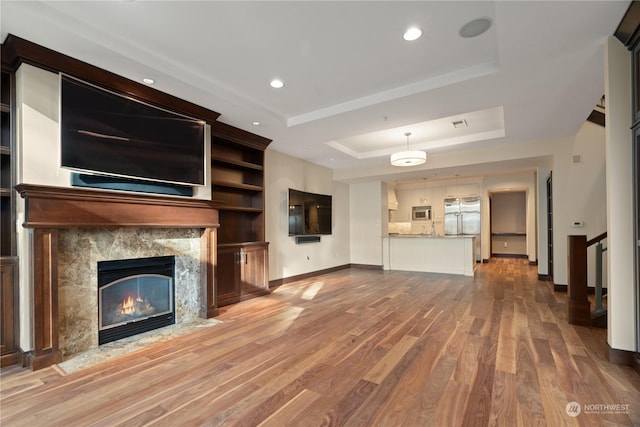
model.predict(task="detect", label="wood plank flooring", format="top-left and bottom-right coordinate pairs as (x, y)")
top-left (1, 258), bottom-right (639, 426)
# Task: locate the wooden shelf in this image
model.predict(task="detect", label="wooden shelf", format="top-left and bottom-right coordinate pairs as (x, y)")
top-left (210, 116), bottom-right (271, 307)
top-left (0, 146), bottom-right (10, 155)
top-left (0, 188), bottom-right (11, 197)
top-left (491, 232), bottom-right (526, 237)
top-left (212, 180), bottom-right (263, 191)
top-left (218, 206), bottom-right (263, 213)
top-left (0, 104), bottom-right (8, 114)
top-left (212, 156), bottom-right (263, 171)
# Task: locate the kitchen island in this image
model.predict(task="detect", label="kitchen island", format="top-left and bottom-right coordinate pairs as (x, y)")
top-left (382, 235), bottom-right (477, 276)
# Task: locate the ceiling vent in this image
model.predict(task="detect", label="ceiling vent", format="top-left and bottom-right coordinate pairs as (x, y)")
top-left (452, 119), bottom-right (468, 129)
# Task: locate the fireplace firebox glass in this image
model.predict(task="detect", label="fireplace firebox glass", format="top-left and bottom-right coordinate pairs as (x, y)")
top-left (98, 256), bottom-right (175, 344)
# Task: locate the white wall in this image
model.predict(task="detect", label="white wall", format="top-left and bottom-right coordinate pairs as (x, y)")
top-left (605, 36), bottom-right (635, 352)
top-left (265, 149), bottom-right (350, 280)
top-left (349, 181), bottom-right (384, 266)
top-left (544, 122), bottom-right (607, 286)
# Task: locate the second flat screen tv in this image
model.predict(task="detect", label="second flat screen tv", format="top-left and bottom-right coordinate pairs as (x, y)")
top-left (288, 189), bottom-right (332, 235)
top-left (60, 74), bottom-right (207, 186)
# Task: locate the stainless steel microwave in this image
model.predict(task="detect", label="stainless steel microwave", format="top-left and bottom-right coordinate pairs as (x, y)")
top-left (412, 206), bottom-right (431, 221)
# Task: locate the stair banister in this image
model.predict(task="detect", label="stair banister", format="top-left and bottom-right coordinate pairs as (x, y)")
top-left (566, 232), bottom-right (607, 327)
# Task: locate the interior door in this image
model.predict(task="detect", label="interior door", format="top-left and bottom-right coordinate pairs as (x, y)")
top-left (634, 127), bottom-right (640, 350)
top-left (547, 173), bottom-right (553, 281)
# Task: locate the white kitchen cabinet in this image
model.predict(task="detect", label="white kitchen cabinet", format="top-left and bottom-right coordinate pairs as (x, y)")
top-left (430, 186), bottom-right (445, 219)
top-left (445, 183), bottom-right (479, 198)
top-left (411, 188), bottom-right (431, 206)
top-left (395, 189), bottom-right (412, 222)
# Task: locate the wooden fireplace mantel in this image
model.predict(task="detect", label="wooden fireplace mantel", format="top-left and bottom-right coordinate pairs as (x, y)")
top-left (16, 184), bottom-right (221, 370)
top-left (15, 184), bottom-right (221, 228)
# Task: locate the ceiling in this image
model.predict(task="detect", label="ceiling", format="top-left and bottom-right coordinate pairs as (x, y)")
top-left (0, 1), bottom-right (631, 183)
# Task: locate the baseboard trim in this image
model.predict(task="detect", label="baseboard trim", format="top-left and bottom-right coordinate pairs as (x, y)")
top-left (482, 259), bottom-right (490, 263)
top-left (538, 274), bottom-right (553, 281)
top-left (0, 347), bottom-right (28, 368)
top-left (529, 260), bottom-right (538, 266)
top-left (349, 263), bottom-right (383, 270)
top-left (553, 284), bottom-right (603, 295)
top-left (269, 264), bottom-right (351, 288)
top-left (607, 343), bottom-right (640, 376)
top-left (0, 350), bottom-right (20, 367)
top-left (491, 253), bottom-right (528, 259)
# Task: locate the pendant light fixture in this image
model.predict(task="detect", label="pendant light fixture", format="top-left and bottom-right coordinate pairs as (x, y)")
top-left (390, 132), bottom-right (427, 166)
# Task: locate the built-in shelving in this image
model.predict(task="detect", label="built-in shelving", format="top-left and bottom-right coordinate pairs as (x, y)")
top-left (1, 63), bottom-right (20, 367)
top-left (1, 69), bottom-right (15, 258)
top-left (210, 121), bottom-right (271, 306)
top-left (212, 156), bottom-right (264, 171)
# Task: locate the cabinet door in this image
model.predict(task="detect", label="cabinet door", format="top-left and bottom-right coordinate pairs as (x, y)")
top-left (430, 186), bottom-right (445, 219)
top-left (395, 190), bottom-right (412, 222)
top-left (459, 183), bottom-right (479, 196)
top-left (445, 185), bottom-right (458, 198)
top-left (411, 188), bottom-right (431, 206)
top-left (240, 244), bottom-right (268, 296)
top-left (445, 183), bottom-right (479, 198)
top-left (0, 260), bottom-right (17, 357)
top-left (216, 246), bottom-right (241, 306)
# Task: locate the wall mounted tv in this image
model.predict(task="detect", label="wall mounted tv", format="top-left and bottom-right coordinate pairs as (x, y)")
top-left (288, 188), bottom-right (332, 236)
top-left (60, 74), bottom-right (207, 187)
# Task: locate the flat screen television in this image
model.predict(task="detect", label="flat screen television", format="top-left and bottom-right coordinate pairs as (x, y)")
top-left (60, 74), bottom-right (207, 187)
top-left (288, 188), bottom-right (332, 235)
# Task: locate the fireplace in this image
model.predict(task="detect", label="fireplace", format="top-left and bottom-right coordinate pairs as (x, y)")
top-left (16, 184), bottom-right (219, 370)
top-left (98, 256), bottom-right (176, 345)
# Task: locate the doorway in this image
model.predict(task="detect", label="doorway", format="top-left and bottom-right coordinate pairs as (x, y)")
top-left (490, 191), bottom-right (527, 258)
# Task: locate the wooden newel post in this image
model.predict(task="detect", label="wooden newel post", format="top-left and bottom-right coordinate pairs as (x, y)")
top-left (567, 235), bottom-right (591, 326)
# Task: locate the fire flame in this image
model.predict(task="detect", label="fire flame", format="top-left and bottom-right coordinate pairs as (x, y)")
top-left (121, 296), bottom-right (144, 315)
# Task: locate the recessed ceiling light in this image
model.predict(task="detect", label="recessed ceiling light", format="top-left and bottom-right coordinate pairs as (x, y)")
top-left (252, 121), bottom-right (261, 126)
top-left (142, 77), bottom-right (155, 85)
top-left (403, 27), bottom-right (422, 41)
top-left (270, 79), bottom-right (284, 89)
top-left (459, 17), bottom-right (492, 38)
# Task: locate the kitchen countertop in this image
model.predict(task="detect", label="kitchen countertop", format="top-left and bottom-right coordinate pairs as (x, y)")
top-left (386, 234), bottom-right (473, 239)
top-left (383, 234), bottom-right (477, 276)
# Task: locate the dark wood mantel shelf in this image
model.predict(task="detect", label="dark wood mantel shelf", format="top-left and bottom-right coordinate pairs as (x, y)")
top-left (16, 184), bottom-right (221, 370)
top-left (15, 184), bottom-right (221, 228)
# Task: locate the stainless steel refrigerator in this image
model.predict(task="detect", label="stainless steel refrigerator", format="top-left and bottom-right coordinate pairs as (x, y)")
top-left (445, 196), bottom-right (481, 260)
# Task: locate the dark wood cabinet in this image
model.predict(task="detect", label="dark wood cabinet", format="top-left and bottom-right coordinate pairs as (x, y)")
top-left (216, 245), bottom-right (242, 305)
top-left (216, 243), bottom-right (269, 306)
top-left (0, 258), bottom-right (19, 365)
top-left (211, 122), bottom-right (271, 307)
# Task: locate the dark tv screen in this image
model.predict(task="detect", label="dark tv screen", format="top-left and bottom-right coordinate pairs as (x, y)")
top-left (60, 75), bottom-right (206, 186)
top-left (288, 188), bottom-right (332, 235)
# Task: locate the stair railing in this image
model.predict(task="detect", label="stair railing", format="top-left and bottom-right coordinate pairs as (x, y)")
top-left (566, 232), bottom-right (607, 327)
top-left (587, 232), bottom-right (607, 317)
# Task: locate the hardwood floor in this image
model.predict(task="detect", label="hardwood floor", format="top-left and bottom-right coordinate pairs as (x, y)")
top-left (1, 258), bottom-right (639, 426)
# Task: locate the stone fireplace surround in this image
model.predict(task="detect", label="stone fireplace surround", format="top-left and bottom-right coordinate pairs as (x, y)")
top-left (59, 228), bottom-right (199, 355)
top-left (16, 184), bottom-right (220, 370)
